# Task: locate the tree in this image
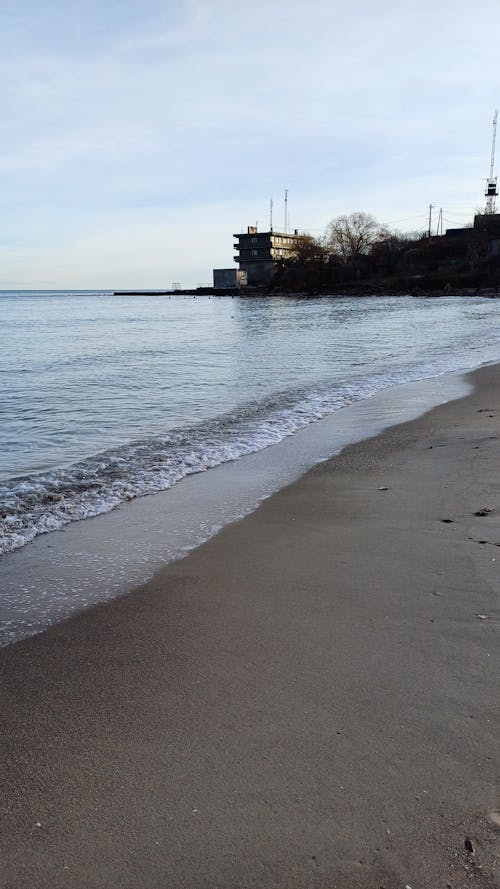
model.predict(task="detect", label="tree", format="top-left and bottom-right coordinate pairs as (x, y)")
top-left (325, 212), bottom-right (387, 263)
top-left (288, 234), bottom-right (329, 265)
top-left (369, 228), bottom-right (420, 259)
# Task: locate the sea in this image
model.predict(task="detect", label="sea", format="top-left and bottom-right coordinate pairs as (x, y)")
top-left (1, 290), bottom-right (499, 644)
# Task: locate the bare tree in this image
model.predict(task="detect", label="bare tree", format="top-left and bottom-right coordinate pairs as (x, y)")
top-left (288, 234), bottom-right (329, 265)
top-left (325, 212), bottom-right (387, 263)
top-left (370, 228), bottom-right (421, 258)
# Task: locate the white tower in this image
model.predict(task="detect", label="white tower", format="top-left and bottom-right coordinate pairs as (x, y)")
top-left (485, 109), bottom-right (498, 214)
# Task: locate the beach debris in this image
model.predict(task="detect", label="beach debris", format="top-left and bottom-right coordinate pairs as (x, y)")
top-left (474, 613), bottom-right (488, 620)
top-left (441, 518), bottom-right (455, 524)
top-left (35, 822), bottom-right (42, 828)
top-left (378, 485), bottom-right (389, 491)
top-left (474, 507), bottom-right (494, 517)
top-left (464, 836), bottom-right (474, 854)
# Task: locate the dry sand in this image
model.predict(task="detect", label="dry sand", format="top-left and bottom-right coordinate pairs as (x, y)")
top-left (1, 364), bottom-right (499, 889)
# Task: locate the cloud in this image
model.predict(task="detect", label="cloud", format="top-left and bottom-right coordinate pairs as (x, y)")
top-left (2, 0), bottom-right (500, 286)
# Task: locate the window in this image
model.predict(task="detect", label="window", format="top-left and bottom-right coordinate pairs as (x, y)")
top-left (251, 249), bottom-right (258, 256)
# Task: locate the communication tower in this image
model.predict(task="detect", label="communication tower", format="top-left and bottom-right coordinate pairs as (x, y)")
top-left (484, 109), bottom-right (498, 214)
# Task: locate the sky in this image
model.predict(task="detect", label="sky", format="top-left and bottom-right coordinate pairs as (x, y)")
top-left (2, 0), bottom-right (500, 289)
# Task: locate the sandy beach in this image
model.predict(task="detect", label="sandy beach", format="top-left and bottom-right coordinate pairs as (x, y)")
top-left (1, 363), bottom-right (499, 889)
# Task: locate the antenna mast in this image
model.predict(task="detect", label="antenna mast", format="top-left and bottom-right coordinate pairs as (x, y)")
top-left (485, 109), bottom-right (498, 214)
top-left (284, 189), bottom-right (288, 233)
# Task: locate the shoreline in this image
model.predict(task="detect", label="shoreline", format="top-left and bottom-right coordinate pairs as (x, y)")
top-left (0, 371), bottom-right (471, 647)
top-left (1, 364), bottom-right (499, 887)
top-left (112, 287), bottom-right (500, 298)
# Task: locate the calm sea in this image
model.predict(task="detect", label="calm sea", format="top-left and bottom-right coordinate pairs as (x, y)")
top-left (1, 290), bottom-right (499, 555)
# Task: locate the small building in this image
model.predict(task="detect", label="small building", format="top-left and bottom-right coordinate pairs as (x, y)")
top-left (445, 213), bottom-right (500, 240)
top-left (444, 213), bottom-right (500, 259)
top-left (213, 268), bottom-right (247, 289)
top-left (472, 212), bottom-right (500, 237)
top-left (233, 226), bottom-right (302, 286)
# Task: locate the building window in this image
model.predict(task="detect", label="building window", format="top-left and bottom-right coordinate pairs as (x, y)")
top-left (251, 249), bottom-right (258, 256)
top-left (251, 236), bottom-right (258, 245)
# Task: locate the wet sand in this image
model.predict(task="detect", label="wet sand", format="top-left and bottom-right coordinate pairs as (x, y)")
top-left (1, 364), bottom-right (499, 889)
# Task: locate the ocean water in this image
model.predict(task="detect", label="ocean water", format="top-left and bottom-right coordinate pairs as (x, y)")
top-left (1, 290), bottom-right (500, 556)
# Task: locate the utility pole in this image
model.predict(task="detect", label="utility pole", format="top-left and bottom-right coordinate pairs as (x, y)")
top-left (284, 189), bottom-right (288, 234)
top-left (270, 198), bottom-right (273, 232)
top-left (485, 109), bottom-right (498, 214)
top-left (428, 204), bottom-right (433, 239)
top-left (436, 207), bottom-right (443, 236)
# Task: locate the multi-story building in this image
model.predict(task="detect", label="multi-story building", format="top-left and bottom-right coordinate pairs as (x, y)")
top-left (233, 226), bottom-right (302, 285)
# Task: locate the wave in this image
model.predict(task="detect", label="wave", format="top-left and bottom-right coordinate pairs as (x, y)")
top-left (0, 362), bottom-right (459, 556)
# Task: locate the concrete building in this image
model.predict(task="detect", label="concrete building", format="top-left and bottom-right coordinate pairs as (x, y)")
top-left (445, 212), bottom-right (500, 240)
top-left (444, 213), bottom-right (500, 258)
top-left (213, 268), bottom-right (247, 289)
top-left (233, 226), bottom-right (302, 286)
top-left (472, 212), bottom-right (500, 238)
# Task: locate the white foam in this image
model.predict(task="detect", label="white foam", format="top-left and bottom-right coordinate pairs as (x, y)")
top-left (0, 352), bottom-right (497, 557)
top-left (0, 370), bottom-right (473, 647)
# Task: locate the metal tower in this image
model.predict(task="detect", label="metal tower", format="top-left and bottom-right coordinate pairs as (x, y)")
top-left (485, 109), bottom-right (498, 214)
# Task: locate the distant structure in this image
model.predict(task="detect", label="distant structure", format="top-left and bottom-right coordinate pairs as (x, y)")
top-left (445, 212), bottom-right (500, 240)
top-left (213, 268), bottom-right (247, 289)
top-left (485, 110), bottom-right (498, 215)
top-left (233, 225), bottom-right (302, 286)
